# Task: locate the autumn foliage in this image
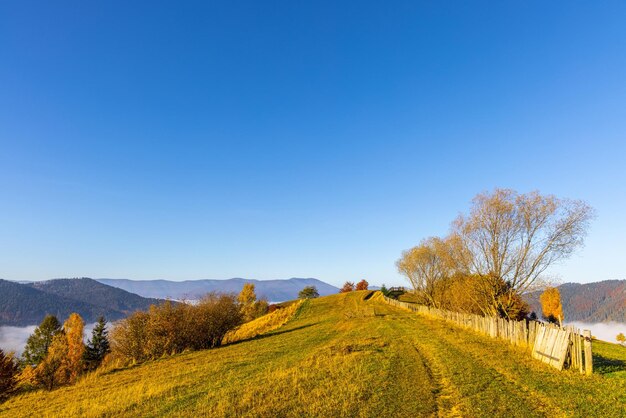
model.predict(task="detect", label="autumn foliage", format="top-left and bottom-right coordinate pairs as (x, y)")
top-left (397, 189), bottom-right (593, 319)
top-left (238, 283), bottom-right (269, 322)
top-left (540, 287), bottom-right (564, 325)
top-left (0, 349), bottom-right (19, 401)
top-left (30, 313), bottom-right (86, 390)
top-left (111, 293), bottom-right (243, 363)
top-left (355, 280), bottom-right (369, 291)
top-left (339, 282), bottom-right (355, 293)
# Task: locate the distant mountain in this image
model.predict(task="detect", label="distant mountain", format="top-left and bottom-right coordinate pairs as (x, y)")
top-left (525, 280), bottom-right (626, 323)
top-left (0, 278), bottom-right (164, 326)
top-left (27, 278), bottom-right (163, 316)
top-left (97, 278), bottom-right (339, 301)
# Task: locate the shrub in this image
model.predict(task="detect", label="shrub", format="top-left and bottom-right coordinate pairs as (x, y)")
top-left (298, 286), bottom-right (320, 299)
top-left (110, 311), bottom-right (150, 363)
top-left (268, 304), bottom-right (281, 313)
top-left (111, 293), bottom-right (243, 363)
top-left (187, 293), bottom-right (244, 349)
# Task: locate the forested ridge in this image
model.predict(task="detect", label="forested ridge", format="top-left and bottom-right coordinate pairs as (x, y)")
top-left (525, 280), bottom-right (626, 322)
top-left (0, 278), bottom-right (163, 326)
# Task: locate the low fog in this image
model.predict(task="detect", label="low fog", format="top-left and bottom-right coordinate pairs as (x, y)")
top-left (566, 321), bottom-right (626, 344)
top-left (0, 325), bottom-right (36, 356)
top-left (0, 323), bottom-right (97, 356)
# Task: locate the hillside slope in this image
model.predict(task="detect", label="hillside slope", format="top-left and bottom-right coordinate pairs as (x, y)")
top-left (525, 280), bottom-right (626, 322)
top-left (97, 277), bottom-right (339, 301)
top-left (1, 292), bottom-right (625, 417)
top-left (0, 278), bottom-right (164, 326)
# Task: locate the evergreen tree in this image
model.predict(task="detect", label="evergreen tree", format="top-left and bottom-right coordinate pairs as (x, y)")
top-left (0, 349), bottom-right (19, 400)
top-left (380, 284), bottom-right (389, 296)
top-left (85, 316), bottom-right (110, 369)
top-left (21, 315), bottom-right (62, 367)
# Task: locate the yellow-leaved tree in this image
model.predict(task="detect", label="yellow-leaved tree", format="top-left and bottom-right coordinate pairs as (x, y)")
top-left (540, 287), bottom-right (563, 326)
top-left (34, 333), bottom-right (68, 390)
top-left (238, 283), bottom-right (268, 322)
top-left (64, 313), bottom-right (85, 383)
top-left (34, 312), bottom-right (85, 390)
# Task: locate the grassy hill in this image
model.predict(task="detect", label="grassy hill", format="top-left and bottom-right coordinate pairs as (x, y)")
top-left (1, 291), bottom-right (625, 417)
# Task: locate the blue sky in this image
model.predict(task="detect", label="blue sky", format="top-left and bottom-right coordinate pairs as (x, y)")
top-left (1, 1), bottom-right (625, 287)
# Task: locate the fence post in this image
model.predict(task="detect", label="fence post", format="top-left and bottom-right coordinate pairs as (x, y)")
top-left (583, 330), bottom-right (593, 375)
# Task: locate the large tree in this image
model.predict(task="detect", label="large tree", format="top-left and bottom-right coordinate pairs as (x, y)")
top-left (63, 313), bottom-right (85, 383)
top-left (452, 189), bottom-right (593, 318)
top-left (396, 236), bottom-right (457, 308)
top-left (22, 315), bottom-right (62, 367)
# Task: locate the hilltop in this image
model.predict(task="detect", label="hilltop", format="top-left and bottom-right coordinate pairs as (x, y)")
top-left (97, 277), bottom-right (339, 301)
top-left (0, 278), bottom-right (164, 326)
top-left (1, 291), bottom-right (624, 417)
top-left (525, 280), bottom-right (626, 322)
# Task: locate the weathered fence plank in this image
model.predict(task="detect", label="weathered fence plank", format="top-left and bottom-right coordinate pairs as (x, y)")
top-left (584, 330), bottom-right (593, 375)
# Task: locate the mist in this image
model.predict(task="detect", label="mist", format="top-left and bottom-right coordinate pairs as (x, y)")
top-left (566, 321), bottom-right (626, 344)
top-left (0, 323), bottom-right (97, 356)
top-left (0, 325), bottom-right (37, 356)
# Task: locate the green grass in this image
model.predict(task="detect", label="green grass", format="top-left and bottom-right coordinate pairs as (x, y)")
top-left (1, 291), bottom-right (625, 417)
top-left (594, 339), bottom-right (626, 378)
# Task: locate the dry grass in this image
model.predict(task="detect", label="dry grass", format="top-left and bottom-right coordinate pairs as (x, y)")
top-left (1, 291), bottom-right (624, 417)
top-left (223, 299), bottom-right (303, 344)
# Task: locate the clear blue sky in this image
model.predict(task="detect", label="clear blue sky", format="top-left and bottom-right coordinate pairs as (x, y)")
top-left (1, 1), bottom-right (625, 287)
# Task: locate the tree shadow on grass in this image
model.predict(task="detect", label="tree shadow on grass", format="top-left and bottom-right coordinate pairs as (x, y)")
top-left (593, 353), bottom-right (626, 375)
top-left (104, 362), bottom-right (143, 376)
top-left (223, 323), bottom-right (319, 347)
top-left (100, 324), bottom-right (319, 377)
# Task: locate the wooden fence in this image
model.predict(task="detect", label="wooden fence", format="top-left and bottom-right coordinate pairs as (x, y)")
top-left (382, 296), bottom-right (592, 374)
